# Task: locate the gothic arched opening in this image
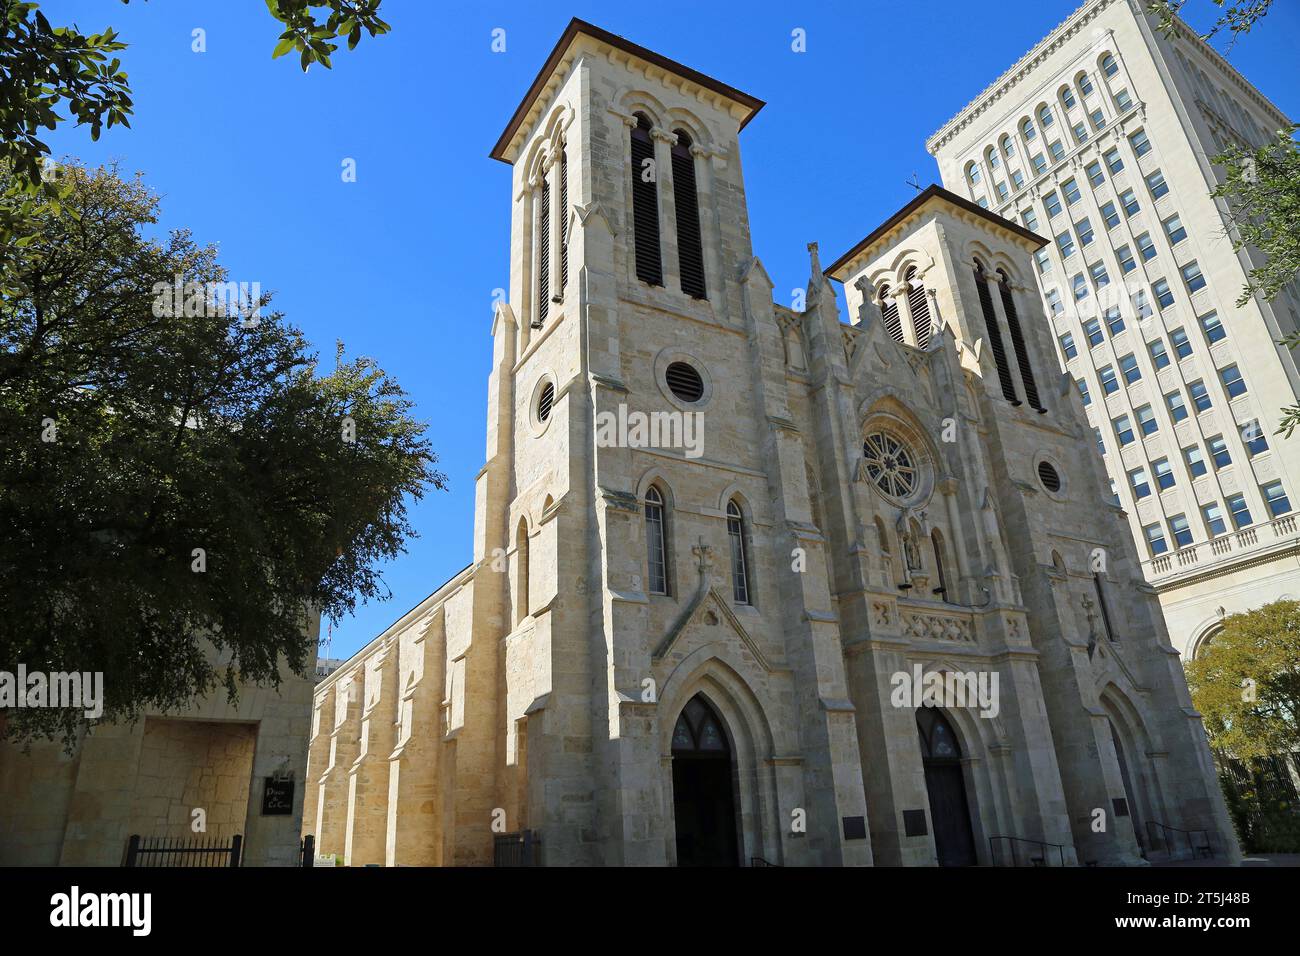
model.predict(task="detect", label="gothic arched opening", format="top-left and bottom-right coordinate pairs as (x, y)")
top-left (671, 694), bottom-right (740, 866)
top-left (917, 708), bottom-right (978, 866)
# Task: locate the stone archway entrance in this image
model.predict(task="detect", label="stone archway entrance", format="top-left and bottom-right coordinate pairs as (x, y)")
top-left (671, 695), bottom-right (739, 866)
top-left (1109, 718), bottom-right (1146, 853)
top-left (917, 708), bottom-right (977, 866)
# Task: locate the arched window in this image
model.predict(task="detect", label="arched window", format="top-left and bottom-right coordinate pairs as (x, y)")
top-left (672, 695), bottom-right (728, 754)
top-left (1020, 117), bottom-right (1036, 142)
top-left (646, 486), bottom-right (669, 595)
top-left (1000, 134), bottom-right (1015, 159)
top-left (917, 707), bottom-right (962, 759)
top-left (671, 130), bottom-right (707, 299)
top-left (1076, 71), bottom-right (1094, 98)
top-left (537, 165), bottom-right (552, 325)
top-left (997, 268), bottom-right (1043, 412)
top-left (985, 145), bottom-right (1000, 170)
top-left (1093, 572), bottom-right (1117, 642)
top-left (965, 161), bottom-right (981, 186)
top-left (515, 518), bottom-right (530, 624)
top-left (875, 516), bottom-right (898, 582)
top-left (931, 529), bottom-right (949, 601)
top-left (726, 499), bottom-right (751, 605)
top-left (1059, 84), bottom-right (1076, 111)
top-left (972, 260), bottom-right (1018, 404)
top-left (558, 146), bottom-right (569, 296)
top-left (1037, 104), bottom-right (1054, 129)
top-left (879, 284), bottom-right (904, 344)
top-left (630, 113), bottom-right (663, 286)
top-left (906, 266), bottom-right (932, 349)
top-left (1101, 53), bottom-right (1118, 78)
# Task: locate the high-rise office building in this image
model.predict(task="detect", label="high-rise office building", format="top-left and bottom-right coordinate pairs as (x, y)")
top-left (929, 0), bottom-right (1300, 659)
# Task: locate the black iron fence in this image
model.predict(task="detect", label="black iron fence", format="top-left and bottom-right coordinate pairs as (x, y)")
top-left (989, 835), bottom-right (1067, 866)
top-left (1146, 821), bottom-right (1214, 860)
top-left (124, 833), bottom-right (242, 867)
top-left (493, 829), bottom-right (540, 866)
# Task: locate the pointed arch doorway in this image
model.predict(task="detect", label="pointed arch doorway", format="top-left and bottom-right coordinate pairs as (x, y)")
top-left (917, 708), bottom-right (978, 866)
top-left (1108, 718), bottom-right (1147, 854)
top-left (671, 695), bottom-right (740, 866)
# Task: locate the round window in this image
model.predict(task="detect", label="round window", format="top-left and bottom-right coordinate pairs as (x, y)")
top-left (1037, 460), bottom-right (1062, 493)
top-left (665, 361), bottom-right (705, 403)
top-left (863, 431), bottom-right (920, 500)
top-left (537, 381), bottom-right (555, 422)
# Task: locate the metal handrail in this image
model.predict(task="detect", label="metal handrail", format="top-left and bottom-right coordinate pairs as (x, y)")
top-left (1146, 821), bottom-right (1213, 859)
top-left (988, 835), bottom-right (1066, 867)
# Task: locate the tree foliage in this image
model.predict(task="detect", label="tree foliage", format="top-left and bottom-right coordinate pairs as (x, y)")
top-left (0, 162), bottom-right (443, 746)
top-left (1148, 0), bottom-right (1274, 48)
top-left (1185, 600), bottom-right (1300, 761)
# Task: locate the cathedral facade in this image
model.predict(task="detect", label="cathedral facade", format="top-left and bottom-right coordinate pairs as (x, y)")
top-left (304, 19), bottom-right (1237, 867)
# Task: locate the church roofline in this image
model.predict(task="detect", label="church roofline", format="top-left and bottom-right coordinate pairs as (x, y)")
top-left (489, 17), bottom-right (765, 164)
top-left (823, 184), bottom-right (1046, 282)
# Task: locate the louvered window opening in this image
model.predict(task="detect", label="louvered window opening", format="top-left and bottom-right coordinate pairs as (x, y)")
top-left (727, 501), bottom-right (750, 605)
top-left (538, 382), bottom-right (555, 422)
top-left (999, 275), bottom-right (1044, 412)
top-left (558, 148), bottom-right (569, 296)
top-left (1038, 461), bottom-right (1061, 492)
top-left (631, 116), bottom-right (663, 286)
top-left (880, 286), bottom-right (904, 344)
top-left (672, 132), bottom-right (707, 299)
top-left (906, 269), bottom-right (931, 349)
top-left (537, 171), bottom-right (551, 325)
top-left (973, 265), bottom-right (1019, 404)
top-left (665, 362), bottom-right (704, 403)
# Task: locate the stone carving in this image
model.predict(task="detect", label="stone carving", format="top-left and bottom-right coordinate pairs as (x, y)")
top-left (902, 610), bottom-right (974, 643)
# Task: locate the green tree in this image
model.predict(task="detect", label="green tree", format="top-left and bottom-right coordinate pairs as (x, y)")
top-left (1148, 0), bottom-right (1274, 48)
top-left (0, 161), bottom-right (443, 746)
top-left (1185, 600), bottom-right (1300, 761)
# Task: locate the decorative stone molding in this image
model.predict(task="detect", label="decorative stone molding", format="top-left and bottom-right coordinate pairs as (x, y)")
top-left (901, 608), bottom-right (975, 643)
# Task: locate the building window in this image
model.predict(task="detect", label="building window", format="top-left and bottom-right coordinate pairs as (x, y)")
top-left (671, 129), bottom-right (707, 299)
top-left (1129, 466), bottom-right (1151, 499)
top-left (1120, 188), bottom-right (1140, 217)
top-left (1166, 390), bottom-right (1188, 423)
top-left (1078, 72), bottom-right (1095, 97)
top-left (1061, 85), bottom-right (1077, 109)
top-left (1074, 273), bottom-right (1089, 301)
top-left (1032, 152), bottom-right (1047, 173)
top-left (1130, 128), bottom-right (1152, 156)
top-left (967, 162), bottom-right (981, 186)
top-left (999, 269), bottom-right (1043, 411)
top-left (1154, 278), bottom-right (1174, 309)
top-left (1262, 481), bottom-right (1292, 517)
top-left (645, 486), bottom-right (669, 594)
top-left (879, 284), bottom-right (904, 345)
top-left (1145, 523), bottom-right (1168, 556)
top-left (1039, 104), bottom-right (1054, 128)
top-left (1171, 327), bottom-right (1193, 359)
top-left (1049, 139), bottom-right (1066, 162)
top-left (863, 430), bottom-right (922, 500)
top-left (987, 146), bottom-right (1000, 170)
top-left (1134, 289), bottom-right (1153, 320)
top-left (1035, 249), bottom-right (1053, 276)
top-left (1104, 307), bottom-right (1123, 336)
top-left (1093, 262), bottom-right (1112, 290)
top-left (1101, 200), bottom-right (1120, 229)
top-left (537, 168), bottom-right (552, 325)
top-left (1170, 513), bottom-right (1193, 548)
top-left (1164, 213), bottom-right (1187, 245)
top-left (1153, 457), bottom-right (1175, 490)
top-left (559, 148), bottom-right (569, 294)
top-left (1021, 117), bottom-right (1037, 141)
top-left (1076, 217), bottom-right (1095, 247)
top-left (1208, 434), bottom-right (1231, 469)
top-left (1104, 147), bottom-right (1124, 173)
top-left (1086, 160), bottom-right (1105, 187)
top-left (977, 196), bottom-right (988, 208)
top-left (726, 499), bottom-right (751, 605)
top-left (1148, 338), bottom-right (1170, 369)
top-left (1136, 232), bottom-right (1157, 262)
top-left (973, 261), bottom-right (1019, 404)
top-left (1072, 121), bottom-right (1089, 144)
top-left (1219, 363), bottom-right (1247, 398)
top-left (1044, 190), bottom-right (1063, 218)
top-left (1063, 177), bottom-right (1082, 205)
top-left (1227, 493), bottom-right (1252, 529)
top-left (1060, 332), bottom-right (1077, 360)
top-left (1100, 364), bottom-right (1119, 394)
top-left (1114, 89), bottom-right (1133, 112)
top-left (1199, 310), bottom-right (1225, 343)
top-left (1119, 352), bottom-right (1141, 385)
top-left (1189, 378), bottom-right (1211, 411)
top-left (1244, 426), bottom-right (1268, 456)
top-left (1084, 317), bottom-right (1104, 346)
top-left (907, 266), bottom-right (934, 350)
top-left (1203, 502), bottom-right (1226, 536)
top-left (1090, 107), bottom-right (1107, 130)
top-left (1022, 207), bottom-right (1039, 231)
top-left (1102, 53), bottom-right (1119, 78)
top-left (1057, 231), bottom-right (1076, 259)
top-left (1145, 169), bottom-right (1169, 199)
top-left (1095, 427), bottom-right (1105, 454)
top-left (1078, 377), bottom-right (1092, 406)
top-left (1001, 134), bottom-right (1015, 158)
top-left (1182, 260), bottom-right (1206, 294)
top-left (1011, 169), bottom-right (1025, 190)
top-left (1184, 444), bottom-right (1206, 477)
top-left (1114, 413), bottom-right (1134, 445)
top-left (1136, 403), bottom-right (1158, 436)
top-left (630, 114), bottom-right (663, 286)
top-left (1117, 244), bottom-right (1136, 273)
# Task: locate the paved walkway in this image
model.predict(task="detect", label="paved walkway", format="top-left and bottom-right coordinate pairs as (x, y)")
top-left (1150, 853), bottom-right (1300, 867)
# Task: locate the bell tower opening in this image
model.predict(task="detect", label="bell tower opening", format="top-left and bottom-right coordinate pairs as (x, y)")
top-left (670, 695), bottom-right (739, 866)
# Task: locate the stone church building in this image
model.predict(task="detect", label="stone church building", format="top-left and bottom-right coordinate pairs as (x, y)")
top-left (305, 19), bottom-right (1237, 866)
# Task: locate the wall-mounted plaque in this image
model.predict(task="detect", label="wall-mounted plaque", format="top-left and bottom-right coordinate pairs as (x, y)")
top-left (842, 816), bottom-right (867, 840)
top-left (903, 809), bottom-right (928, 837)
top-left (262, 777), bottom-right (295, 815)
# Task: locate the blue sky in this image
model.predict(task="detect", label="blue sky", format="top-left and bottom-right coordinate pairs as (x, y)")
top-left (43, 1), bottom-right (1299, 661)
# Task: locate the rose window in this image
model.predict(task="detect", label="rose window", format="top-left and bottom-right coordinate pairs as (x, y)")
top-left (863, 431), bottom-right (919, 500)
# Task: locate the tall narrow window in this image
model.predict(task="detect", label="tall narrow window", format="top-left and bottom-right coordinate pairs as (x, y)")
top-left (672, 130), bottom-right (707, 299)
top-left (630, 114), bottom-right (663, 286)
top-left (558, 147), bottom-right (569, 296)
top-left (879, 284), bottom-right (904, 344)
top-left (973, 262), bottom-right (1018, 403)
top-left (646, 486), bottom-right (668, 595)
top-left (930, 529), bottom-right (949, 601)
top-left (727, 500), bottom-right (750, 605)
top-left (537, 170), bottom-right (551, 324)
top-left (906, 267), bottom-right (932, 349)
top-left (998, 270), bottom-right (1043, 412)
top-left (1093, 573), bottom-right (1117, 642)
top-left (515, 519), bottom-right (530, 625)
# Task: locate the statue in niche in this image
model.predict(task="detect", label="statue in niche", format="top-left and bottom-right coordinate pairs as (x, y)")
top-left (897, 506), bottom-right (926, 572)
